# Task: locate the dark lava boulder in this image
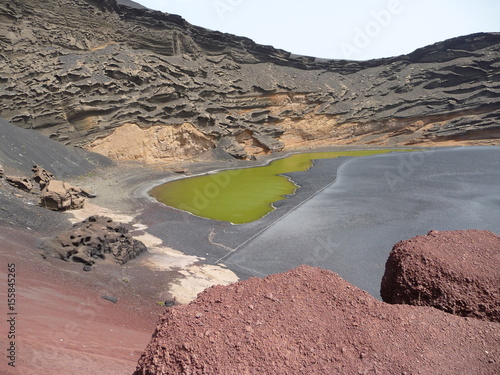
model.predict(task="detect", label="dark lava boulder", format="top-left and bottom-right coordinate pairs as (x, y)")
top-left (5, 176), bottom-right (34, 192)
top-left (381, 230), bottom-right (500, 322)
top-left (134, 265), bottom-right (499, 375)
top-left (39, 215), bottom-right (147, 267)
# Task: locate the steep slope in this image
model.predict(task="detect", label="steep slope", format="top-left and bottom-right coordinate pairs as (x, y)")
top-left (1, 0), bottom-right (499, 161)
top-left (0, 118), bottom-right (111, 177)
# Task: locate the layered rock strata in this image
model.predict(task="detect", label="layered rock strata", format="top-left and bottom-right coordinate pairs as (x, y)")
top-left (0, 0), bottom-right (499, 161)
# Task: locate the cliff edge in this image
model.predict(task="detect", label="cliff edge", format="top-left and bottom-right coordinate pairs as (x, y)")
top-left (1, 0), bottom-right (499, 161)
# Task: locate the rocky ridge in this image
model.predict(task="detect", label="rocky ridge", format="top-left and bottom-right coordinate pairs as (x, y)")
top-left (1, 0), bottom-right (499, 161)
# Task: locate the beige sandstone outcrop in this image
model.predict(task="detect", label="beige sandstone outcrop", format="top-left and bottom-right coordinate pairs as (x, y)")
top-left (39, 179), bottom-right (86, 210)
top-left (88, 123), bottom-right (215, 163)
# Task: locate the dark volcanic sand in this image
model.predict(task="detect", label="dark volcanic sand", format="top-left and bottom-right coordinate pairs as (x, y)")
top-left (139, 146), bottom-right (500, 298)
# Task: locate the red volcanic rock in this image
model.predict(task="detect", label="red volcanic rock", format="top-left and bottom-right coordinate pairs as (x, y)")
top-left (134, 266), bottom-right (499, 375)
top-left (381, 230), bottom-right (500, 322)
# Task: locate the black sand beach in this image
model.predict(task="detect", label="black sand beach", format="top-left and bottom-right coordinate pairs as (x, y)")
top-left (116, 146), bottom-right (500, 298)
top-left (8, 144), bottom-right (496, 300)
top-left (220, 146), bottom-right (500, 297)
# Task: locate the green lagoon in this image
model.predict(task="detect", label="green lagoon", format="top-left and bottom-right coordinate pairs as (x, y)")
top-left (151, 150), bottom-right (405, 224)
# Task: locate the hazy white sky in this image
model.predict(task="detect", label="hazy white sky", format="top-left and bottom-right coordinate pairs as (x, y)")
top-left (136, 0), bottom-right (500, 60)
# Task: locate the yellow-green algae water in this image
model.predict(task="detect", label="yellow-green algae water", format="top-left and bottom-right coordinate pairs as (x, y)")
top-left (151, 150), bottom-right (407, 224)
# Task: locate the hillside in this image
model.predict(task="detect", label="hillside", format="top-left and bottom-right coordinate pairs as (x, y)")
top-left (0, 0), bottom-right (499, 162)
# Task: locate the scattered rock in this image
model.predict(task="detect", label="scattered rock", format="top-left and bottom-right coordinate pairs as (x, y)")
top-left (134, 266), bottom-right (499, 375)
top-left (39, 215), bottom-right (147, 266)
top-left (39, 180), bottom-right (86, 210)
top-left (79, 188), bottom-right (97, 198)
top-left (381, 230), bottom-right (500, 322)
top-left (219, 138), bottom-right (248, 160)
top-left (0, 164), bottom-right (3, 178)
top-left (101, 295), bottom-right (118, 304)
top-left (6, 176), bottom-right (34, 192)
top-left (172, 168), bottom-right (188, 174)
top-left (82, 265), bottom-right (93, 272)
top-left (164, 299), bottom-right (176, 307)
top-left (3, 164), bottom-right (91, 211)
top-left (32, 165), bottom-right (54, 190)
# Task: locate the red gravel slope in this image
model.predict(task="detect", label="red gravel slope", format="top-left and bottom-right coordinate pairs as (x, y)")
top-left (134, 265), bottom-right (499, 375)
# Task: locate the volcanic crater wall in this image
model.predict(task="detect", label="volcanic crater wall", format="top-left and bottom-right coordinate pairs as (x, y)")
top-left (1, 0), bottom-right (499, 161)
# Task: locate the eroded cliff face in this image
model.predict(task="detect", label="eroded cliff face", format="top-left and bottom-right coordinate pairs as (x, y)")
top-left (1, 0), bottom-right (499, 161)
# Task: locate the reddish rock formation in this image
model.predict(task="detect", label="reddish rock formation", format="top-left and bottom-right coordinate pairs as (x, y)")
top-left (32, 164), bottom-right (54, 190)
top-left (39, 179), bottom-right (86, 210)
top-left (5, 175), bottom-right (33, 192)
top-left (381, 230), bottom-right (500, 322)
top-left (134, 266), bottom-right (499, 375)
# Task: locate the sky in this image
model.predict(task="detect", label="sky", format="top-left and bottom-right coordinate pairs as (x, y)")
top-left (136, 0), bottom-right (500, 60)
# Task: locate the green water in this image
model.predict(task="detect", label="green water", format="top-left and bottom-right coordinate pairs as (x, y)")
top-left (151, 150), bottom-right (405, 224)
